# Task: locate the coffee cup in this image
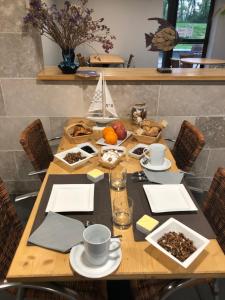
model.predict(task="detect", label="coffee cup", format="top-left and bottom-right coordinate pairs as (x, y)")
top-left (143, 143), bottom-right (166, 166)
top-left (83, 224), bottom-right (111, 266)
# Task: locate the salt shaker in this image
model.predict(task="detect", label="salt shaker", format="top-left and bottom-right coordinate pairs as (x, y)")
top-left (131, 103), bottom-right (147, 125)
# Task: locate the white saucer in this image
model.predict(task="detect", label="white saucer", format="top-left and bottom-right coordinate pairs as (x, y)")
top-left (69, 239), bottom-right (122, 278)
top-left (140, 157), bottom-right (172, 171)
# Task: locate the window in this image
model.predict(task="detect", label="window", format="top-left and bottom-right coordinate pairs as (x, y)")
top-left (161, 0), bottom-right (215, 67)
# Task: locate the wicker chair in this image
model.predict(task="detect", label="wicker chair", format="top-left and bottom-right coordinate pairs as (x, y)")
top-left (171, 120), bottom-right (205, 172)
top-left (20, 119), bottom-right (55, 181)
top-left (0, 177), bottom-right (107, 300)
top-left (130, 168), bottom-right (225, 300)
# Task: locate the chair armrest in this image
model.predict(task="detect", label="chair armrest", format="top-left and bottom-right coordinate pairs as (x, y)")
top-left (15, 191), bottom-right (38, 202)
top-left (28, 169), bottom-right (47, 176)
top-left (48, 136), bottom-right (62, 142)
top-left (164, 138), bottom-right (176, 142)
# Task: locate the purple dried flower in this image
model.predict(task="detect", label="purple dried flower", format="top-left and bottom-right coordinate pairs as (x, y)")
top-left (24, 0), bottom-right (115, 52)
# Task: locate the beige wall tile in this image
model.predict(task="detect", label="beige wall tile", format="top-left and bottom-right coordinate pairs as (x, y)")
top-left (0, 117), bottom-right (51, 150)
top-left (0, 0), bottom-right (26, 32)
top-left (50, 117), bottom-right (70, 138)
top-left (190, 149), bottom-right (210, 177)
top-left (2, 80), bottom-right (84, 116)
top-left (0, 33), bottom-right (43, 77)
top-left (205, 149), bottom-right (225, 176)
top-left (6, 180), bottom-right (41, 194)
top-left (0, 82), bottom-right (5, 115)
top-left (158, 83), bottom-right (225, 116)
top-left (14, 151), bottom-right (39, 181)
top-left (0, 151), bottom-right (17, 180)
top-left (196, 117), bottom-right (225, 148)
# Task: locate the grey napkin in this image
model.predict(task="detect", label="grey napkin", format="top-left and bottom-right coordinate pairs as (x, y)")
top-left (143, 170), bottom-right (184, 184)
top-left (28, 212), bottom-right (85, 253)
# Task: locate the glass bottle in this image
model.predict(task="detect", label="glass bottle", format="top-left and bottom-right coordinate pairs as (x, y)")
top-left (131, 103), bottom-right (147, 125)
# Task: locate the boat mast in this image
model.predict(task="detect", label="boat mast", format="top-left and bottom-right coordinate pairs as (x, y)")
top-left (102, 71), bottom-right (106, 118)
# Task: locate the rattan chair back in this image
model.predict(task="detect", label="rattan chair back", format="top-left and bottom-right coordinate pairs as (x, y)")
top-left (0, 178), bottom-right (23, 280)
top-left (203, 168), bottom-right (225, 253)
top-left (20, 119), bottom-right (54, 181)
top-left (172, 120), bottom-right (205, 172)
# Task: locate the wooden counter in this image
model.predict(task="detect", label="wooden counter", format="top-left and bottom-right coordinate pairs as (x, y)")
top-left (37, 66), bottom-right (225, 81)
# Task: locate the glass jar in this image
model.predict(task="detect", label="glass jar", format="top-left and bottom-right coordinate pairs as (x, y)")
top-left (131, 103), bottom-right (147, 124)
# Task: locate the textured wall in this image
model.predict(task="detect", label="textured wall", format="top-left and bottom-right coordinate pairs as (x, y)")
top-left (0, 1), bottom-right (225, 194)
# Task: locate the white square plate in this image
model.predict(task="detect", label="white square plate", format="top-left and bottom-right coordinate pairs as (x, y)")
top-left (146, 218), bottom-right (209, 268)
top-left (143, 184), bottom-right (198, 213)
top-left (96, 131), bottom-right (132, 146)
top-left (46, 184), bottom-right (94, 212)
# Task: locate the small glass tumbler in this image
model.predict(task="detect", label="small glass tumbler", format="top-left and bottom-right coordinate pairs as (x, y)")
top-left (112, 194), bottom-right (133, 229)
top-left (109, 166), bottom-right (127, 191)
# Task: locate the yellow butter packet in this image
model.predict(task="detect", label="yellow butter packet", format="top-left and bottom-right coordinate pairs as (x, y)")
top-left (136, 215), bottom-right (159, 235)
top-left (87, 169), bottom-right (104, 183)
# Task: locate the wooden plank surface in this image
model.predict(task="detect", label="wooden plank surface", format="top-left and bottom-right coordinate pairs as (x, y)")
top-left (7, 119), bottom-right (225, 282)
top-left (180, 58), bottom-right (225, 65)
top-left (37, 66), bottom-right (225, 81)
top-left (90, 54), bottom-right (125, 65)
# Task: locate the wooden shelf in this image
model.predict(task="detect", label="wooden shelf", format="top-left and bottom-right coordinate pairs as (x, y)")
top-left (37, 66), bottom-right (225, 81)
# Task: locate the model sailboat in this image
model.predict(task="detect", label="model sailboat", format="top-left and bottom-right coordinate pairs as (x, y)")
top-left (87, 72), bottom-right (119, 124)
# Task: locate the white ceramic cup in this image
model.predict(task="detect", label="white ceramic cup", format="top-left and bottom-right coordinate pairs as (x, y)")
top-left (143, 143), bottom-right (166, 166)
top-left (83, 224), bottom-right (111, 266)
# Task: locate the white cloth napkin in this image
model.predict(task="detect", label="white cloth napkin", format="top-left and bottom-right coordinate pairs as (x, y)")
top-left (28, 212), bottom-right (85, 253)
top-left (143, 170), bottom-right (184, 184)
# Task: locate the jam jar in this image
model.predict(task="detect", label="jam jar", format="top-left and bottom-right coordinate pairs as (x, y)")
top-left (131, 103), bottom-right (147, 124)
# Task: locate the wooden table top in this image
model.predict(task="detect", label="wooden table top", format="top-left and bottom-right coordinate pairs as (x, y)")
top-left (180, 58), bottom-right (225, 65)
top-left (90, 54), bottom-right (125, 65)
top-left (7, 119), bottom-right (225, 282)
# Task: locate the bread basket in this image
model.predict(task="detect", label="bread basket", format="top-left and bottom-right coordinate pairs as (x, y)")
top-left (64, 122), bottom-right (94, 143)
top-left (133, 120), bottom-right (167, 144)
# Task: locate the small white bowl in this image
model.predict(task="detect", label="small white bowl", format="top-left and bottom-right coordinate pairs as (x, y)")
top-left (54, 147), bottom-right (92, 169)
top-left (77, 142), bottom-right (99, 157)
top-left (145, 218), bottom-right (209, 269)
top-left (101, 145), bottom-right (126, 157)
top-left (128, 143), bottom-right (148, 159)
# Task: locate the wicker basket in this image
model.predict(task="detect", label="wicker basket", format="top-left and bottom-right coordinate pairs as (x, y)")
top-left (133, 131), bottom-right (161, 144)
top-left (64, 123), bottom-right (94, 143)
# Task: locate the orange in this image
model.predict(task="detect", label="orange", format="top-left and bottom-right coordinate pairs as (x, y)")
top-left (103, 127), bottom-right (115, 139)
top-left (105, 131), bottom-right (118, 144)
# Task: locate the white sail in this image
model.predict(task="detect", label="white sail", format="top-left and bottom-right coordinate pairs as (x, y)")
top-left (87, 72), bottom-right (119, 124)
top-left (88, 73), bottom-right (103, 112)
top-left (104, 81), bottom-right (118, 117)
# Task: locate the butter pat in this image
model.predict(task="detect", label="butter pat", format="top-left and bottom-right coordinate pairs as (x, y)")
top-left (87, 169), bottom-right (104, 183)
top-left (136, 215), bottom-right (159, 235)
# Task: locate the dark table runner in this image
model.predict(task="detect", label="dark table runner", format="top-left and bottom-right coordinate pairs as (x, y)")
top-left (29, 174), bottom-right (112, 238)
top-left (127, 175), bottom-right (216, 241)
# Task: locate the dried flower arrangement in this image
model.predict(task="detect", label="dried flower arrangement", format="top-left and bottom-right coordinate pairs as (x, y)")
top-left (24, 0), bottom-right (116, 73)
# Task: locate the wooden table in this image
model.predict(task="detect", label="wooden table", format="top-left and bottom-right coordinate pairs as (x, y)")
top-left (90, 54), bottom-right (125, 67)
top-left (7, 119), bottom-right (225, 282)
top-left (180, 58), bottom-right (225, 67)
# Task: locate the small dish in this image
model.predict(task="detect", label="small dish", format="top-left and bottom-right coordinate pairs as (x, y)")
top-left (77, 142), bottom-right (99, 157)
top-left (101, 145), bottom-right (126, 158)
top-left (140, 157), bottom-right (171, 171)
top-left (96, 131), bottom-right (132, 146)
top-left (70, 238), bottom-right (122, 278)
top-left (128, 143), bottom-right (148, 159)
top-left (54, 146), bottom-right (92, 169)
top-left (145, 218), bottom-right (209, 268)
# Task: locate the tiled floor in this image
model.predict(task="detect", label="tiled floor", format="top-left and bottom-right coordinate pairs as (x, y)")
top-left (1, 196), bottom-right (224, 300)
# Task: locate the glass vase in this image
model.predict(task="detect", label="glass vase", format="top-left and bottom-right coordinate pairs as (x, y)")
top-left (58, 48), bottom-right (79, 74)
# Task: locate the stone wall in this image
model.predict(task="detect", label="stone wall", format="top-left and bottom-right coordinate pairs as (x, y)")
top-left (0, 1), bottom-right (225, 194)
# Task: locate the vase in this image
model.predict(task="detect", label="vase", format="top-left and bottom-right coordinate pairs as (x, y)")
top-left (58, 48), bottom-right (79, 74)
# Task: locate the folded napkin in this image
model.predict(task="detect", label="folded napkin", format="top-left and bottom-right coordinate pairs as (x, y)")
top-left (28, 212), bottom-right (85, 253)
top-left (143, 170), bottom-right (184, 184)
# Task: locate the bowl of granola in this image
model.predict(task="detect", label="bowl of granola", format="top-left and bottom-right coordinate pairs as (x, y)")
top-left (145, 218), bottom-right (209, 268)
top-left (54, 146), bottom-right (92, 169)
